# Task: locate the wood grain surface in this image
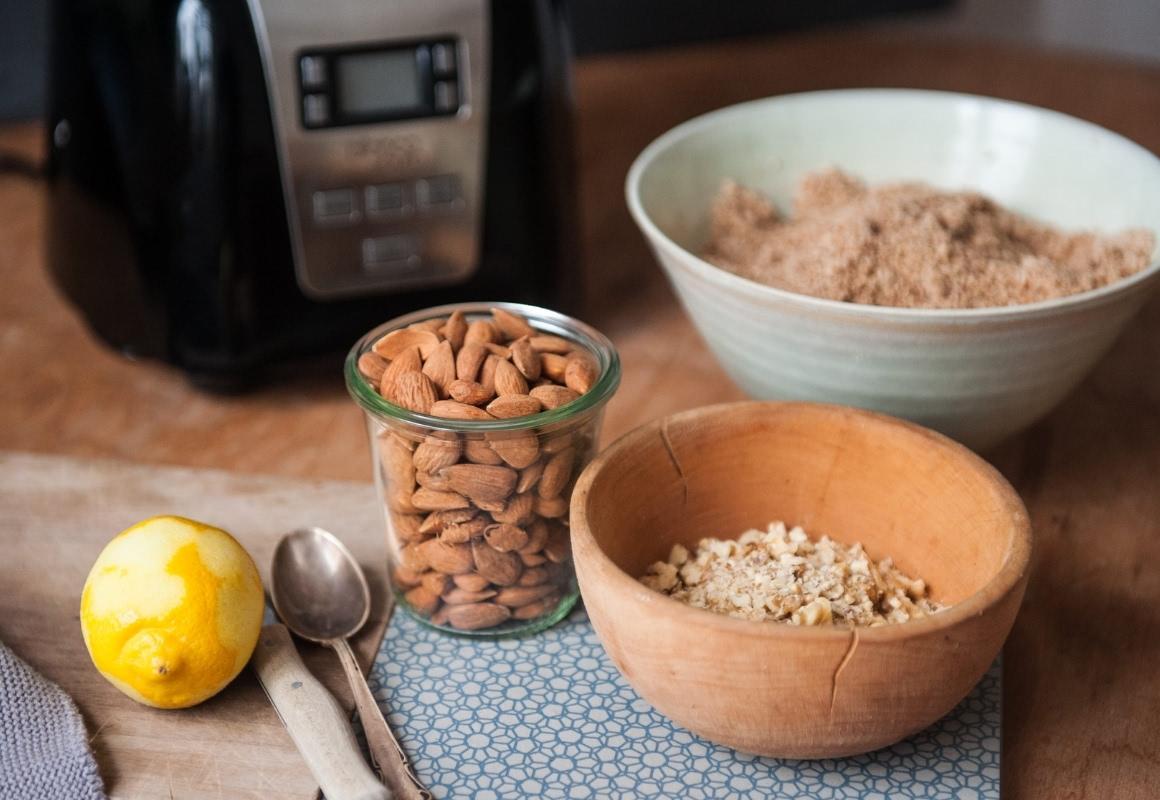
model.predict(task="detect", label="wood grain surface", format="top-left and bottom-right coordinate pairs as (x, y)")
top-left (2, 28), bottom-right (1159, 798)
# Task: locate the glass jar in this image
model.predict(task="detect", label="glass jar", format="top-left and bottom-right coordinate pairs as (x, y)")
top-left (345, 302), bottom-right (620, 637)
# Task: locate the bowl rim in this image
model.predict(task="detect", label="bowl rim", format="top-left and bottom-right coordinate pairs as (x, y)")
top-left (570, 401), bottom-right (1033, 643)
top-left (625, 87), bottom-right (1160, 323)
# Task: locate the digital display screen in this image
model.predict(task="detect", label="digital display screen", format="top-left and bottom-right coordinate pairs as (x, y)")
top-left (336, 50), bottom-right (422, 116)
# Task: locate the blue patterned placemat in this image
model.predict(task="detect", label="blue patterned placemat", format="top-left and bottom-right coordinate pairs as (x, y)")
top-left (368, 606), bottom-right (1000, 799)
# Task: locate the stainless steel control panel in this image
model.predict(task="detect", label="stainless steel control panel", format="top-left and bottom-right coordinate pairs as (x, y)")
top-left (244, 0), bottom-right (489, 299)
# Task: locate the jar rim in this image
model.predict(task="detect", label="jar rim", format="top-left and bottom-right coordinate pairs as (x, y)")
top-left (345, 301), bottom-right (622, 432)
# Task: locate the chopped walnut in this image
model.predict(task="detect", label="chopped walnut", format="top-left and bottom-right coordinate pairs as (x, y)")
top-left (639, 521), bottom-right (945, 627)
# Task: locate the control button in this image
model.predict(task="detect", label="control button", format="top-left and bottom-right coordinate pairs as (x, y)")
top-left (433, 80), bottom-right (459, 113)
top-left (312, 188), bottom-right (356, 222)
top-left (299, 55), bottom-right (327, 89)
top-left (303, 93), bottom-right (330, 127)
top-left (415, 175), bottom-right (462, 209)
top-left (362, 234), bottom-right (421, 270)
top-left (365, 182), bottom-right (410, 216)
top-left (431, 42), bottom-right (457, 76)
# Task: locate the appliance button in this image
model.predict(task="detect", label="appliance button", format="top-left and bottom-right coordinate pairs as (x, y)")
top-left (362, 235), bottom-right (421, 270)
top-left (299, 55), bottom-right (327, 89)
top-left (415, 175), bottom-right (462, 209)
top-left (302, 93), bottom-right (330, 127)
top-left (312, 188), bottom-right (357, 222)
top-left (433, 80), bottom-right (459, 113)
top-left (431, 42), bottom-right (457, 76)
top-left (365, 182), bottom-right (411, 216)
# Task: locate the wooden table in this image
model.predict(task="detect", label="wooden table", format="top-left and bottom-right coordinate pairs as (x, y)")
top-left (3, 29), bottom-right (1159, 798)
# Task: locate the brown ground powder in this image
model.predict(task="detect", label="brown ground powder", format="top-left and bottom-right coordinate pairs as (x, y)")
top-left (704, 169), bottom-right (1155, 309)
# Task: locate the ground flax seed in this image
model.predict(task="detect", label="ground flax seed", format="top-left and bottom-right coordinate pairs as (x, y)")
top-left (705, 169), bottom-right (1155, 309)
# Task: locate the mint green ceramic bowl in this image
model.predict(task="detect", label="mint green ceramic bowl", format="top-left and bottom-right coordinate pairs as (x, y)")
top-left (627, 89), bottom-right (1160, 450)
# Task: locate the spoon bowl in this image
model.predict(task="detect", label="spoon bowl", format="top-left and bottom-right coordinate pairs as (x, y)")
top-left (271, 526), bottom-right (370, 643)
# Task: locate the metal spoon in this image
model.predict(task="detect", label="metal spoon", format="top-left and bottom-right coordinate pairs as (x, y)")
top-left (272, 527), bottom-right (431, 800)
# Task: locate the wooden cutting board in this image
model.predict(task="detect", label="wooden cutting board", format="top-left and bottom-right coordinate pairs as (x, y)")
top-left (0, 451), bottom-right (391, 799)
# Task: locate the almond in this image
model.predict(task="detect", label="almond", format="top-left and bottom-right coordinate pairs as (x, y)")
top-left (465, 319), bottom-right (498, 345)
top-left (484, 342), bottom-right (512, 359)
top-left (472, 539), bottom-right (524, 586)
top-left (455, 342), bottom-right (488, 382)
top-left (505, 336), bottom-right (539, 380)
top-left (486, 394), bottom-right (542, 419)
top-left (492, 307), bottom-right (536, 340)
top-left (464, 439), bottom-right (503, 466)
top-left (409, 318), bottom-right (446, 334)
top-left (529, 334), bottom-right (573, 354)
top-left (491, 492), bottom-right (535, 525)
top-left (429, 400), bottom-right (495, 421)
top-left (411, 487), bottom-right (470, 511)
top-left (392, 513), bottom-right (426, 542)
top-left (544, 527), bottom-right (572, 563)
top-left (421, 571), bottom-right (452, 596)
top-left (392, 565), bottom-right (424, 587)
top-left (538, 447), bottom-right (574, 499)
top-left (399, 543), bottom-right (429, 572)
top-left (493, 358), bottom-right (529, 396)
top-left (378, 434), bottom-right (416, 491)
top-left (519, 551), bottom-right (547, 567)
top-left (484, 523), bottom-right (529, 552)
top-left (517, 462), bottom-right (545, 494)
top-left (564, 356), bottom-right (598, 395)
top-left (404, 585), bottom-right (441, 616)
top-left (453, 573), bottom-right (492, 592)
top-left (372, 328), bottom-right (441, 360)
top-left (447, 602), bottom-right (511, 630)
top-left (430, 606), bottom-right (451, 626)
top-left (413, 437), bottom-right (463, 473)
top-left (534, 494), bottom-right (568, 518)
top-left (529, 384), bottom-right (580, 410)
top-left (418, 539), bottom-right (475, 574)
top-left (540, 352), bottom-right (569, 383)
top-left (542, 433), bottom-right (576, 454)
top-left (448, 379), bottom-right (493, 406)
top-left (514, 594), bottom-right (561, 620)
top-left (442, 587), bottom-right (497, 605)
top-left (488, 432), bottom-right (539, 469)
top-left (441, 463), bottom-right (518, 504)
top-left (517, 566), bottom-right (550, 587)
top-left (443, 309), bottom-right (467, 350)
top-left (521, 520), bottom-right (550, 554)
top-left (419, 508), bottom-right (476, 534)
top-left (379, 346), bottom-right (422, 401)
top-left (474, 497), bottom-right (507, 513)
top-left (357, 352), bottom-right (387, 383)
top-left (416, 470), bottom-right (453, 492)
top-left (478, 354), bottom-right (502, 396)
top-left (386, 485), bottom-right (419, 514)
top-left (422, 340), bottom-right (457, 397)
top-left (494, 584), bottom-right (556, 608)
top-left (393, 371), bottom-right (439, 414)
top-left (440, 518), bottom-right (487, 544)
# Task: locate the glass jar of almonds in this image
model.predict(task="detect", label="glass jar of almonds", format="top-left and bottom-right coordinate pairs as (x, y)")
top-left (345, 303), bottom-right (620, 637)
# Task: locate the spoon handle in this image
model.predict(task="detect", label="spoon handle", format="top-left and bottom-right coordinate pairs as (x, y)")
top-left (333, 637), bottom-right (432, 800)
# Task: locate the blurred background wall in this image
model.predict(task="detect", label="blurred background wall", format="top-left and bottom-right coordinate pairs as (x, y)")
top-left (1, 0), bottom-right (1157, 121)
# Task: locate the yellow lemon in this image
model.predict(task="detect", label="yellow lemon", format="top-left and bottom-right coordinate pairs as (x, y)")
top-left (80, 515), bottom-right (264, 709)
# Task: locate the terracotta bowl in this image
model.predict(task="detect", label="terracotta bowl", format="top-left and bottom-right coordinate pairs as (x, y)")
top-left (570, 402), bottom-right (1032, 759)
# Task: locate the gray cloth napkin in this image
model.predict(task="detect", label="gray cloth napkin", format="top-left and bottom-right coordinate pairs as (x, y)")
top-left (0, 641), bottom-right (106, 800)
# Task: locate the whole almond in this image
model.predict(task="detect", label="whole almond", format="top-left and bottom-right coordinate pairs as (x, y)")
top-left (474, 497), bottom-right (507, 513)
top-left (441, 463), bottom-right (518, 504)
top-left (387, 485), bottom-right (419, 514)
top-left (484, 342), bottom-right (512, 359)
top-left (538, 447), bottom-right (575, 499)
top-left (456, 342), bottom-right (488, 382)
top-left (429, 400), bottom-right (495, 421)
top-left (393, 371), bottom-right (439, 414)
top-left (373, 328), bottom-right (441, 360)
top-left (444, 309), bottom-right (468, 350)
top-left (542, 433), bottom-right (576, 454)
top-left (440, 518), bottom-right (487, 544)
top-left (530, 384), bottom-right (580, 410)
top-left (544, 527), bottom-right (572, 563)
top-left (491, 492), bottom-right (535, 525)
top-left (412, 487), bottom-right (470, 511)
top-left (418, 539), bottom-right (475, 574)
top-left (416, 470), bottom-right (453, 492)
top-left (419, 508), bottom-right (476, 534)
top-left (517, 462), bottom-right (545, 494)
top-left (488, 432), bottom-right (539, 469)
top-left (464, 439), bottom-right (503, 466)
top-left (564, 356), bottom-right (598, 395)
top-left (421, 571), bottom-right (452, 597)
top-left (486, 394), bottom-right (542, 419)
top-left (393, 513), bottom-right (426, 542)
top-left (534, 494), bottom-right (568, 518)
top-left (494, 584), bottom-right (556, 608)
top-left (392, 565), bottom-right (424, 587)
top-left (493, 359), bottom-right (529, 396)
top-left (529, 334), bottom-right (573, 354)
top-left (453, 573), bottom-right (492, 592)
top-left (409, 318), bottom-right (446, 334)
top-left (510, 337), bottom-right (542, 381)
top-left (447, 602), bottom-right (511, 630)
top-left (442, 587), bottom-right (498, 605)
top-left (413, 438), bottom-right (463, 473)
top-left (519, 551), bottom-right (547, 567)
top-left (357, 352), bottom-right (387, 383)
top-left (514, 594), bottom-right (561, 620)
top-left (492, 308), bottom-right (536, 340)
top-left (465, 319), bottom-right (498, 345)
top-left (404, 585), bottom-right (441, 616)
top-left (379, 434), bottom-right (416, 491)
top-left (484, 523), bottom-right (530, 552)
top-left (521, 520), bottom-right (550, 554)
top-left (540, 352), bottom-right (568, 383)
top-left (422, 340), bottom-right (457, 397)
top-left (448, 379), bottom-right (493, 406)
top-left (478, 354), bottom-right (502, 396)
top-left (472, 539), bottom-right (523, 586)
top-left (517, 566), bottom-right (549, 586)
top-left (380, 346), bottom-right (422, 401)
top-left (430, 606), bottom-right (451, 626)
top-left (399, 543), bottom-right (429, 573)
